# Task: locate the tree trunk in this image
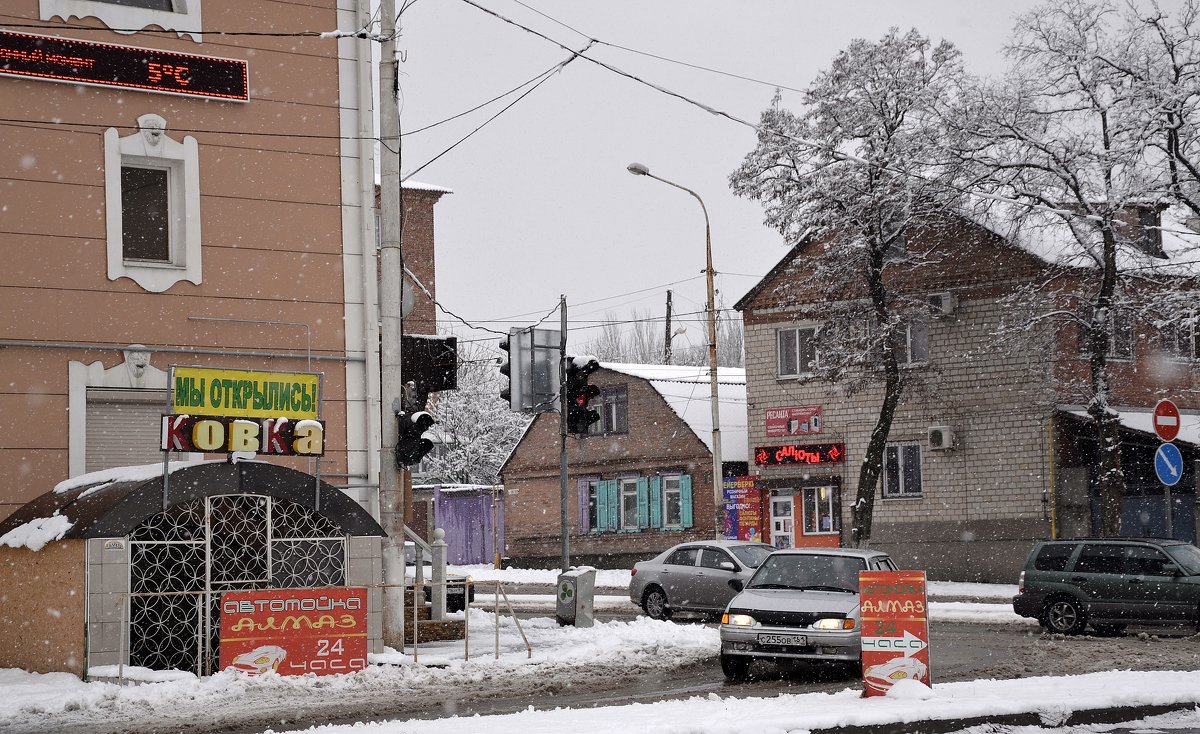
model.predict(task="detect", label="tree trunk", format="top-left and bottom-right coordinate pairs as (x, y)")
top-left (852, 357), bottom-right (902, 548)
top-left (1089, 226), bottom-right (1124, 537)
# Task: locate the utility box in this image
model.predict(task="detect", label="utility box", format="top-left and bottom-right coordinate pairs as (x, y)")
top-left (555, 566), bottom-right (596, 628)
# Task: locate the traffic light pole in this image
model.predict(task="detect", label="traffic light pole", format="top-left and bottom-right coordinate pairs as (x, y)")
top-left (558, 295), bottom-right (570, 573)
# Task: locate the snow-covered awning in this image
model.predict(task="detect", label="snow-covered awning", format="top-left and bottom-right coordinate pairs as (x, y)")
top-left (1058, 406), bottom-right (1200, 447)
top-left (601, 363), bottom-right (747, 462)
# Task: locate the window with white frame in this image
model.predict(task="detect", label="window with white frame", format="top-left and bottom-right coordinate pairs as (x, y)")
top-left (586, 385), bottom-right (628, 435)
top-left (896, 314), bottom-right (929, 366)
top-left (620, 477), bottom-right (640, 530)
top-left (802, 485), bottom-right (839, 534)
top-left (1078, 307), bottom-right (1134, 360)
top-left (1163, 313), bottom-right (1199, 361)
top-left (662, 474), bottom-right (684, 529)
top-left (104, 114), bottom-right (202, 293)
top-left (41, 0), bottom-right (203, 42)
top-left (778, 325), bottom-right (819, 377)
top-left (883, 443), bottom-right (923, 498)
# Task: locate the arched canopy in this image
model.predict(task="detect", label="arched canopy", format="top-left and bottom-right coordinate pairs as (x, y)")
top-left (0, 461), bottom-right (385, 539)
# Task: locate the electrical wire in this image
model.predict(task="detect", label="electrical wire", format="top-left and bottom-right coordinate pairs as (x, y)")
top-left (506, 0), bottom-right (805, 93)
top-left (402, 40), bottom-right (593, 180)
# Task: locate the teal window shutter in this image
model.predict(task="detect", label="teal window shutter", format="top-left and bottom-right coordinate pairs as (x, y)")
top-left (596, 480), bottom-right (610, 533)
top-left (680, 474), bottom-right (694, 529)
top-left (649, 476), bottom-right (662, 529)
top-left (636, 477), bottom-right (649, 529)
top-left (606, 480), bottom-right (620, 531)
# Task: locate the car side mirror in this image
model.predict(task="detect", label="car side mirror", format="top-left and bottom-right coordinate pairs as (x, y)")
top-left (728, 579), bottom-right (744, 593)
top-left (719, 561), bottom-right (738, 572)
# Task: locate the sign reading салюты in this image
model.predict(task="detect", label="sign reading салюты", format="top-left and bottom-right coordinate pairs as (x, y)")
top-left (162, 366), bottom-right (324, 457)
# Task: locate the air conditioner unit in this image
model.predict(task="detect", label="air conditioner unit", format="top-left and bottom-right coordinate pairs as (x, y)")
top-left (928, 425), bottom-right (956, 450)
top-left (928, 292), bottom-right (957, 317)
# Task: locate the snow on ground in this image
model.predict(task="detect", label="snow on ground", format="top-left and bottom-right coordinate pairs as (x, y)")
top-left (451, 564), bottom-right (634, 588)
top-left (274, 670), bottom-right (1200, 734)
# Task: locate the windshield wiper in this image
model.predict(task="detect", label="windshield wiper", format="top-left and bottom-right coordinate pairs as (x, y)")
top-left (748, 583), bottom-right (794, 590)
top-left (797, 585), bottom-right (855, 593)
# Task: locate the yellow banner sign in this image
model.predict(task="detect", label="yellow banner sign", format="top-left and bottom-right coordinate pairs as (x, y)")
top-left (172, 366), bottom-right (320, 420)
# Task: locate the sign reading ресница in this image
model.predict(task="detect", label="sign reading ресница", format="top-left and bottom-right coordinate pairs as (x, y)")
top-left (172, 366), bottom-right (321, 420)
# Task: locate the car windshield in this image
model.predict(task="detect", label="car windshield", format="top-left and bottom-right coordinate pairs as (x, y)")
top-left (746, 553), bottom-right (866, 592)
top-left (1164, 544), bottom-right (1200, 575)
top-left (729, 544), bottom-right (774, 568)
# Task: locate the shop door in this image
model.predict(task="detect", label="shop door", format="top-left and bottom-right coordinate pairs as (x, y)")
top-left (770, 497), bottom-right (795, 549)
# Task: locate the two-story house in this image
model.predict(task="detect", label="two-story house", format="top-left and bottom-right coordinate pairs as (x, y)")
top-left (736, 209), bottom-right (1199, 582)
top-left (500, 363), bottom-right (747, 568)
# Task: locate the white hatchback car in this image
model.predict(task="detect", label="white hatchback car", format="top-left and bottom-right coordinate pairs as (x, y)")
top-left (719, 547), bottom-right (897, 681)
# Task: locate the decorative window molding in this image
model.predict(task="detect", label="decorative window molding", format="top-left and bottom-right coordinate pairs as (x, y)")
top-left (40, 0), bottom-right (203, 42)
top-left (104, 114), bottom-right (202, 293)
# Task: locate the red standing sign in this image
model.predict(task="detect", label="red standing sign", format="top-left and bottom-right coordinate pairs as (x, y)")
top-left (858, 571), bottom-right (930, 697)
top-left (220, 587), bottom-right (368, 677)
top-left (1154, 399), bottom-right (1181, 443)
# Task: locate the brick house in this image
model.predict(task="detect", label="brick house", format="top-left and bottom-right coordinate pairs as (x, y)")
top-left (736, 209), bottom-right (1199, 582)
top-left (500, 363), bottom-right (747, 568)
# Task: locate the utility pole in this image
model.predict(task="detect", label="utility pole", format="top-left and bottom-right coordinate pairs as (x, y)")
top-left (378, 0), bottom-right (406, 647)
top-left (664, 290), bottom-right (673, 365)
top-left (558, 295), bottom-right (570, 572)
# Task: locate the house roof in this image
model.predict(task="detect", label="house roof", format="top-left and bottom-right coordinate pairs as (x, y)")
top-left (402, 179), bottom-right (454, 195)
top-left (962, 203), bottom-right (1200, 276)
top-left (1059, 406), bottom-right (1200, 448)
top-left (601, 363), bottom-right (748, 462)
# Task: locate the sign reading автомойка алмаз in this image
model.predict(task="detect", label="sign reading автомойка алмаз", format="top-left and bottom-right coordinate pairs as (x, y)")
top-left (172, 366), bottom-right (320, 420)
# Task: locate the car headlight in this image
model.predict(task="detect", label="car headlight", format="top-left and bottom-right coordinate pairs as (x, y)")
top-left (722, 613), bottom-right (756, 626)
top-left (812, 617), bottom-right (855, 630)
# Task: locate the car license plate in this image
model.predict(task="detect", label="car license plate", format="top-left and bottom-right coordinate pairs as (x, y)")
top-left (757, 633), bottom-right (806, 647)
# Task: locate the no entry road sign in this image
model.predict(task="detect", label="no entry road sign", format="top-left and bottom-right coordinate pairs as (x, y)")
top-left (1154, 399), bottom-right (1181, 443)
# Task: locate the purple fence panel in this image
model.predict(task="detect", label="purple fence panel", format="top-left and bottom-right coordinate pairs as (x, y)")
top-left (433, 486), bottom-right (505, 565)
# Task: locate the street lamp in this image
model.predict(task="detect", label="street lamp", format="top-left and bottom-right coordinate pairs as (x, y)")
top-left (626, 162), bottom-right (724, 540)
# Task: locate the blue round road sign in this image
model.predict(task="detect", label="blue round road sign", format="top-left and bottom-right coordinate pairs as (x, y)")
top-left (1155, 442), bottom-right (1184, 487)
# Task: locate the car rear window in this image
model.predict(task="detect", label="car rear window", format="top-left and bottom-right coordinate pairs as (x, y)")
top-left (666, 547), bottom-right (699, 566)
top-left (1033, 543), bottom-right (1074, 571)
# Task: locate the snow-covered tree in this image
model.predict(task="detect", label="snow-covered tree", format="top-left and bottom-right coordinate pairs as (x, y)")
top-left (419, 337), bottom-right (532, 486)
top-left (577, 308), bottom-right (744, 367)
top-left (730, 28), bottom-right (967, 546)
top-left (948, 0), bottom-right (1200, 535)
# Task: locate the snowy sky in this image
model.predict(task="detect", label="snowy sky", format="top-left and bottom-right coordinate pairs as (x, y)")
top-left (396, 1), bottom-right (1045, 350)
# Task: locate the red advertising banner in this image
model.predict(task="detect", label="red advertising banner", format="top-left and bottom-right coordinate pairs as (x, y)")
top-left (765, 405), bottom-right (823, 437)
top-left (219, 587), bottom-right (368, 677)
top-left (858, 571), bottom-right (930, 697)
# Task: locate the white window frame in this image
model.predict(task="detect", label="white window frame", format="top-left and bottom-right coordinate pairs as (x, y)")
top-left (1164, 312), bottom-right (1200, 362)
top-left (801, 485), bottom-right (839, 535)
top-left (619, 477), bottom-right (639, 531)
top-left (778, 325), bottom-right (819, 377)
top-left (104, 114), bottom-right (202, 293)
top-left (896, 314), bottom-right (929, 367)
top-left (41, 0), bottom-right (203, 42)
top-left (883, 443), bottom-right (923, 498)
top-left (661, 474), bottom-right (683, 530)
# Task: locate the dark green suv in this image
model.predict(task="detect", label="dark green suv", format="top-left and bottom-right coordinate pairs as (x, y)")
top-left (1013, 538), bottom-right (1200, 634)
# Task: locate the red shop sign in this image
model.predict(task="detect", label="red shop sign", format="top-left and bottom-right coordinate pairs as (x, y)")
top-left (765, 406), bottom-right (823, 437)
top-left (858, 570), bottom-right (930, 697)
top-left (219, 587), bottom-right (368, 677)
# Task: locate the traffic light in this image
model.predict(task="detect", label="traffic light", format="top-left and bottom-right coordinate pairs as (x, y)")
top-left (498, 336), bottom-right (513, 408)
top-left (565, 356), bottom-right (601, 434)
top-left (395, 410), bottom-right (435, 467)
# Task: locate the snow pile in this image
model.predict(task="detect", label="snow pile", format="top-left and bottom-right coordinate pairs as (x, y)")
top-left (452, 564), bottom-right (633, 588)
top-left (0, 514), bottom-right (73, 551)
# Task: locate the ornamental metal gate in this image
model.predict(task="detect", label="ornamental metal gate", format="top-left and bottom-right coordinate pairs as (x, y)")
top-left (127, 494), bottom-right (347, 675)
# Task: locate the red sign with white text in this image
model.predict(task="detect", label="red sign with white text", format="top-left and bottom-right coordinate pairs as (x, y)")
top-left (219, 587), bottom-right (367, 677)
top-left (765, 406), bottom-right (823, 437)
top-left (1154, 399), bottom-right (1181, 443)
top-left (858, 571), bottom-right (930, 697)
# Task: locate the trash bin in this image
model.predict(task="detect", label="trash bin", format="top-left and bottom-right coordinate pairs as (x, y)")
top-left (555, 566), bottom-right (596, 628)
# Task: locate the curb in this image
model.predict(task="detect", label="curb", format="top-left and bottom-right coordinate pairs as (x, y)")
top-left (807, 702), bottom-right (1200, 734)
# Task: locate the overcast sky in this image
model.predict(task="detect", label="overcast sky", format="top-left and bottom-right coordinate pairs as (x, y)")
top-left (395, 1), bottom-right (1045, 355)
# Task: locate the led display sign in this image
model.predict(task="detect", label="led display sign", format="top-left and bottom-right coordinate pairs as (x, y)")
top-left (754, 442), bottom-right (845, 467)
top-left (0, 30), bottom-right (248, 101)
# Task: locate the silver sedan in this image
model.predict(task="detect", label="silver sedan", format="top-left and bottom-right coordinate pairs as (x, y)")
top-left (629, 540), bottom-right (775, 620)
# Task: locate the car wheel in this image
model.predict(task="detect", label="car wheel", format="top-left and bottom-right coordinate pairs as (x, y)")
top-left (1090, 623), bottom-right (1125, 636)
top-left (1042, 597), bottom-right (1087, 634)
top-left (642, 586), bottom-right (672, 621)
top-left (720, 653), bottom-right (752, 682)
